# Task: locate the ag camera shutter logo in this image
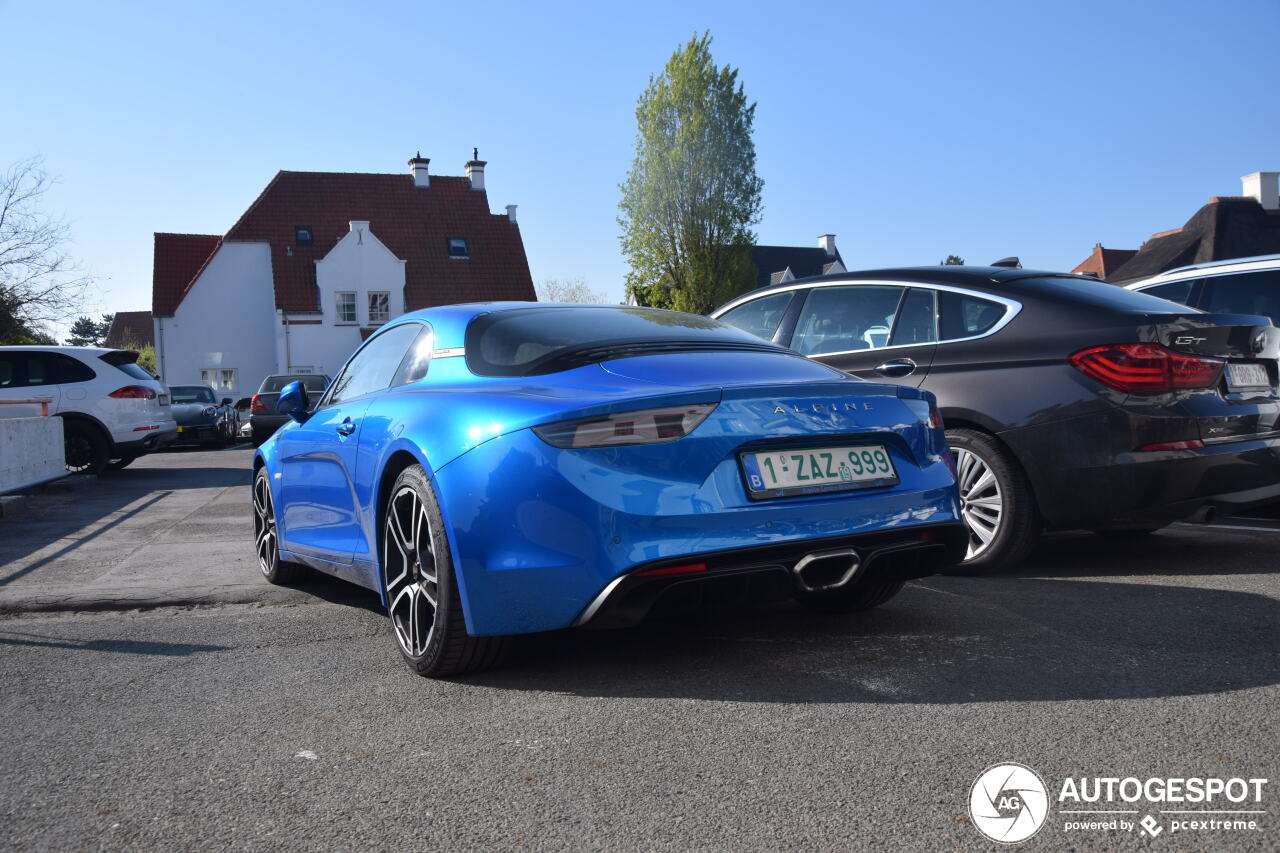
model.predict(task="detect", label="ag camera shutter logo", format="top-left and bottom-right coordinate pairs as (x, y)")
top-left (969, 763), bottom-right (1049, 843)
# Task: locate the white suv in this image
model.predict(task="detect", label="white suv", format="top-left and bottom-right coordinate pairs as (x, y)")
top-left (0, 346), bottom-right (177, 473)
top-left (1123, 254), bottom-right (1280, 323)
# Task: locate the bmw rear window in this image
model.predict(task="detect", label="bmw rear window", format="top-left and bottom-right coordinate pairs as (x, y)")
top-left (1015, 276), bottom-right (1204, 314)
top-left (465, 306), bottom-right (783, 377)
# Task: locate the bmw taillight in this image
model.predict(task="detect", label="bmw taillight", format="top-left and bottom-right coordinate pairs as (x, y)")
top-left (250, 394), bottom-right (267, 413)
top-left (1069, 343), bottom-right (1224, 392)
top-left (532, 403), bottom-right (716, 449)
top-left (108, 385), bottom-right (157, 400)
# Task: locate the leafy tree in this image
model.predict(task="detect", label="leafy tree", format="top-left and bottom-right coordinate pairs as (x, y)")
top-left (66, 313), bottom-right (113, 347)
top-left (536, 278), bottom-right (612, 304)
top-left (619, 33), bottom-right (763, 313)
top-left (123, 339), bottom-right (157, 377)
top-left (941, 254), bottom-right (965, 266)
top-left (0, 157), bottom-right (96, 337)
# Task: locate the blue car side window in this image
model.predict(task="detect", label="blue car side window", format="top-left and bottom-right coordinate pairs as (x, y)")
top-left (391, 325), bottom-right (435, 387)
top-left (326, 323), bottom-right (424, 405)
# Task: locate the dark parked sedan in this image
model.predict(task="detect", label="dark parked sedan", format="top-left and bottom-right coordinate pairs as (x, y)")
top-left (168, 385), bottom-right (237, 446)
top-left (712, 266), bottom-right (1280, 571)
top-left (249, 374), bottom-right (330, 446)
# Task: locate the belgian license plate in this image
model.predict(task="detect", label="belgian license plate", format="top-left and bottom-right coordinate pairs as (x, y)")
top-left (1226, 363), bottom-right (1270, 389)
top-left (741, 444), bottom-right (898, 499)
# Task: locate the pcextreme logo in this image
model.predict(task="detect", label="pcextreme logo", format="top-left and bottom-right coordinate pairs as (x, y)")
top-left (966, 763), bottom-right (1269, 843)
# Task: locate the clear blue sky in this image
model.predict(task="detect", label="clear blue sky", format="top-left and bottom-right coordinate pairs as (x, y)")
top-left (3, 0), bottom-right (1277, 323)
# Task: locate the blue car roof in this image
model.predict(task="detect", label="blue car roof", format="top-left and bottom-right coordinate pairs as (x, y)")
top-left (388, 302), bottom-right (597, 349)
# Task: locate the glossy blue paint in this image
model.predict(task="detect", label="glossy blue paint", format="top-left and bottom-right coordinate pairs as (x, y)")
top-left (276, 381), bottom-right (311, 423)
top-left (255, 304), bottom-right (962, 636)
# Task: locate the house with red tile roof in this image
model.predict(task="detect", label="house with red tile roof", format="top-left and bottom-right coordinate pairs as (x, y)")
top-left (152, 152), bottom-right (534, 397)
top-left (104, 310), bottom-right (155, 349)
top-left (1070, 244), bottom-right (1138, 280)
top-left (1071, 171), bottom-right (1280, 283)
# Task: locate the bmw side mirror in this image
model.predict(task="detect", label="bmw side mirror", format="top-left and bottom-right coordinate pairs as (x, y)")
top-left (277, 381), bottom-right (311, 424)
top-left (221, 398), bottom-right (233, 407)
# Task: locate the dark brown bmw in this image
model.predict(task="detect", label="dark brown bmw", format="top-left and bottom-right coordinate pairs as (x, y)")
top-left (711, 266), bottom-right (1280, 572)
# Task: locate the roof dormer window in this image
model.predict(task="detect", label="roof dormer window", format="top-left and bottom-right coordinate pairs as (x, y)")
top-left (295, 226), bottom-right (313, 246)
top-left (447, 237), bottom-right (469, 259)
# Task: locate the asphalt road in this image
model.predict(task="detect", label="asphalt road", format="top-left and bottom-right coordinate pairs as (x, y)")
top-left (0, 447), bottom-right (1278, 851)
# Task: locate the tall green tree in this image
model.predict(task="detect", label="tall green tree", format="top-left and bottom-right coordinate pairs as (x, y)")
top-left (65, 313), bottom-right (112, 347)
top-left (941, 254), bottom-right (965, 266)
top-left (619, 33), bottom-right (763, 313)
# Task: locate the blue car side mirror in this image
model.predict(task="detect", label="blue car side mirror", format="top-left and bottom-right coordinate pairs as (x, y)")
top-left (277, 381), bottom-right (312, 424)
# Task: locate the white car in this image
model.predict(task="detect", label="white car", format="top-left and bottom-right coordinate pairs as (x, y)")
top-left (0, 346), bottom-right (177, 473)
top-left (1123, 254), bottom-right (1280, 323)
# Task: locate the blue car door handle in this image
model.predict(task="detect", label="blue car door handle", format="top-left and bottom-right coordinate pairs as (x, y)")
top-left (337, 419), bottom-right (356, 436)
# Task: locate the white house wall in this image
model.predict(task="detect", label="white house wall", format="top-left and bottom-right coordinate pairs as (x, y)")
top-left (154, 241), bottom-right (277, 400)
top-left (286, 221), bottom-right (407, 378)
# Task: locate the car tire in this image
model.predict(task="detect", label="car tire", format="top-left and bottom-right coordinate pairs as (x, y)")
top-left (382, 464), bottom-right (508, 677)
top-left (107, 454), bottom-right (139, 471)
top-left (944, 428), bottom-right (1042, 575)
top-left (794, 579), bottom-right (905, 613)
top-left (63, 420), bottom-right (109, 475)
top-left (252, 467), bottom-right (310, 585)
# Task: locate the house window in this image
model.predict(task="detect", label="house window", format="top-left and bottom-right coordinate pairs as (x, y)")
top-left (368, 291), bottom-right (390, 325)
top-left (447, 237), bottom-right (469, 258)
top-left (336, 292), bottom-right (357, 323)
top-left (200, 368), bottom-right (237, 392)
top-left (295, 226), bottom-right (313, 246)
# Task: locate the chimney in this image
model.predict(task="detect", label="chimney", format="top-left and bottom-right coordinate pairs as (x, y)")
top-left (466, 147), bottom-right (487, 191)
top-left (408, 152), bottom-right (430, 188)
top-left (1241, 171), bottom-right (1279, 210)
top-left (506, 204), bottom-right (518, 224)
top-left (818, 234), bottom-right (837, 258)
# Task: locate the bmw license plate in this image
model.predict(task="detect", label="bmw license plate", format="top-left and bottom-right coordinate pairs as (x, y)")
top-left (1226, 363), bottom-right (1271, 389)
top-left (741, 444), bottom-right (898, 499)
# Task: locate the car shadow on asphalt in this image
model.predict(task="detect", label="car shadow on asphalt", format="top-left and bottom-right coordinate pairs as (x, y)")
top-left (95, 466), bottom-right (252, 489)
top-left (295, 573), bottom-right (384, 615)
top-left (0, 632), bottom-right (229, 656)
top-left (0, 465), bottom-right (254, 580)
top-left (455, 576), bottom-right (1279, 704)
top-left (997, 528), bottom-right (1280, 578)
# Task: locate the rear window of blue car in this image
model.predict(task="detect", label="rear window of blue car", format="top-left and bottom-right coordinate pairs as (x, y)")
top-left (465, 306), bottom-right (782, 377)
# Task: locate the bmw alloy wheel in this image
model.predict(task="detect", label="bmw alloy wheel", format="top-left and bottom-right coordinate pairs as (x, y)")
top-left (253, 472), bottom-right (278, 576)
top-left (384, 485), bottom-right (439, 658)
top-left (953, 447), bottom-right (1003, 559)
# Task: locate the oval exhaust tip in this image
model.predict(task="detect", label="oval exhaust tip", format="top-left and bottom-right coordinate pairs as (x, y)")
top-left (793, 548), bottom-right (862, 593)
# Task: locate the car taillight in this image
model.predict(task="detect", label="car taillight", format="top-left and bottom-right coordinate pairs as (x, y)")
top-left (108, 385), bottom-right (157, 399)
top-left (634, 562), bottom-right (708, 578)
top-left (1069, 343), bottom-right (1224, 392)
top-left (532, 403), bottom-right (716, 448)
top-left (250, 394), bottom-right (266, 413)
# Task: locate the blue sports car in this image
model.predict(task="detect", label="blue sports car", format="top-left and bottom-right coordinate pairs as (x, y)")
top-left (252, 304), bottom-right (966, 676)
